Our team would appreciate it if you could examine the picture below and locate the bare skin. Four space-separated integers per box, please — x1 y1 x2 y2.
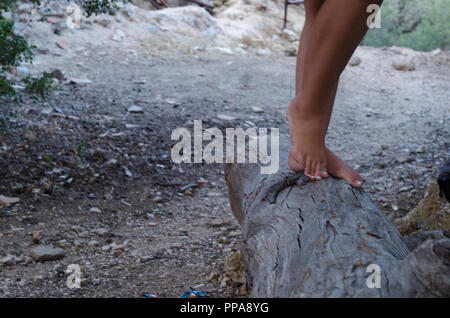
288 0 383 187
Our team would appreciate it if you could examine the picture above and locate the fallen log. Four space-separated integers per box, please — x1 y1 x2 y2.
225 138 450 297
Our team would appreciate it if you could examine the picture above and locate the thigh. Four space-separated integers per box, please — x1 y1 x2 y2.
304 0 326 19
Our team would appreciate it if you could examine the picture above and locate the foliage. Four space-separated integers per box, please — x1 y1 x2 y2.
0 0 126 100
25 73 55 99
79 0 125 16
363 0 450 51
0 18 33 69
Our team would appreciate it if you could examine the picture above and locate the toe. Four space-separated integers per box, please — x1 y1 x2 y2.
314 161 327 180
326 149 363 188
339 169 363 188
350 178 364 188
345 169 364 188
311 162 321 180
304 158 313 179
341 169 364 188
317 161 328 179
288 152 304 171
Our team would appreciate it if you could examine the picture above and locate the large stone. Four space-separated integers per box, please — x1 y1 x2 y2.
0 254 15 266
349 55 362 66
392 57 415 71
30 245 65 262
128 105 144 113
0 195 20 206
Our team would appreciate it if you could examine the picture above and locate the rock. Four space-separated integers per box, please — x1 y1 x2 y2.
32 231 42 244
0 195 20 206
217 114 236 121
94 16 112 27
349 55 362 66
101 245 111 251
292 23 303 34
56 39 67 49
256 48 271 56
40 107 53 115
87 193 97 199
152 196 163 203
111 242 126 256
52 107 65 115
36 46 50 55
209 219 231 228
105 159 118 166
11 84 25 90
220 276 229 288
392 57 415 71
128 105 144 113
0 254 15 266
30 246 65 262
17 3 33 14
215 47 233 55
224 251 244 284
112 30 126 42
93 228 108 236
48 69 65 81
415 145 426 153
88 240 99 247
251 106 264 113
13 21 26 33
196 178 208 186
280 29 298 42
67 78 92 85
56 239 70 248
395 182 450 235
124 167 133 177
16 66 31 77
207 271 220 283
284 45 297 57
121 7 136 21
145 24 159 34
46 16 60 24
78 231 89 238
125 124 140 129
202 26 216 38
89 207 102 214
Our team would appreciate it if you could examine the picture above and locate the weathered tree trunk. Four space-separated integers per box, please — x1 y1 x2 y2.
225 139 450 297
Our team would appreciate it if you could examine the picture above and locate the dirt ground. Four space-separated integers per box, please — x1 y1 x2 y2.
0 2 449 298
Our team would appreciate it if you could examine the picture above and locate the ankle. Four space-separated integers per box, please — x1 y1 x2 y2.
289 97 323 120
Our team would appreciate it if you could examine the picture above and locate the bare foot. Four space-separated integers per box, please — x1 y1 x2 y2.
287 98 329 180
326 148 364 188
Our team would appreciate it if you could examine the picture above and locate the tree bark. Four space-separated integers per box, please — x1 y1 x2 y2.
225 139 450 297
